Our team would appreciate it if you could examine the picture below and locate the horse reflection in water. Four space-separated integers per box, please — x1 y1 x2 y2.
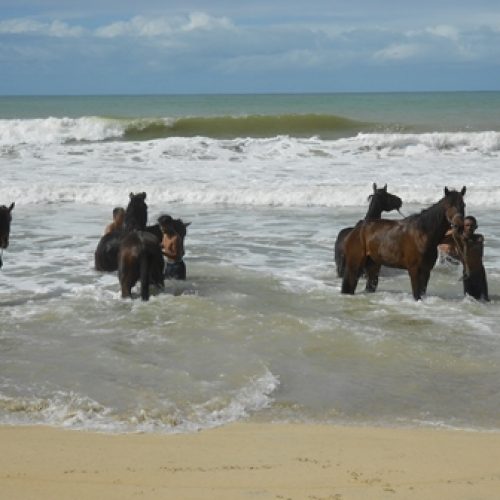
334 183 402 278
341 187 466 300
0 202 15 269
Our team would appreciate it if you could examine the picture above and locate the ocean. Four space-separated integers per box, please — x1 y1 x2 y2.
0 92 499 433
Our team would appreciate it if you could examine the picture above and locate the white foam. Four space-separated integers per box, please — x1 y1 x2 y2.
0 117 126 145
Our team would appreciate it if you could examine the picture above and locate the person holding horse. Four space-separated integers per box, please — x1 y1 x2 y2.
451 215 489 301
159 215 187 280
104 207 125 235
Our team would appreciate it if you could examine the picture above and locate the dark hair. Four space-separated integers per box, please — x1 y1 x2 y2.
464 215 477 229
113 207 125 217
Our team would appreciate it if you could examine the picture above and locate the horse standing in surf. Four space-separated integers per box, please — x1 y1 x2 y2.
0 202 15 269
116 192 164 300
95 193 162 272
334 183 402 277
341 187 466 300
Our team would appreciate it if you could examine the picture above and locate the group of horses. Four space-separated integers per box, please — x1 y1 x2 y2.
335 184 472 300
94 192 189 301
0 185 485 301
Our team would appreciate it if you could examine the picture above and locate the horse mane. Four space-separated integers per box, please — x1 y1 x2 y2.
406 189 463 233
406 197 447 232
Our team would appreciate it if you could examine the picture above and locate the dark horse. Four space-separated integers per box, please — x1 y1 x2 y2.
0 202 15 269
118 230 164 301
334 183 402 277
110 192 163 301
95 192 159 272
341 187 466 300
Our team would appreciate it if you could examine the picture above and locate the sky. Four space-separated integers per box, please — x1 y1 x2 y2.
1 0 500 95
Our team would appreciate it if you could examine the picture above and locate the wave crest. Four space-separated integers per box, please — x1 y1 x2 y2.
0 114 371 145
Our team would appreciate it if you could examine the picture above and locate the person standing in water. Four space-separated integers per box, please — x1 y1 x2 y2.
159 215 186 280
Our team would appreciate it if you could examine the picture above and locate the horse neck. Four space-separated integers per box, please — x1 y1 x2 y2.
414 199 451 246
364 196 384 219
124 210 147 231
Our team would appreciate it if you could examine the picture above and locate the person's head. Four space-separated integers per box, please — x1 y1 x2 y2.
158 214 175 236
463 215 477 237
113 207 125 226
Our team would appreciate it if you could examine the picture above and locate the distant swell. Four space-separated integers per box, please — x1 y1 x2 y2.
123 114 372 140
0 114 373 145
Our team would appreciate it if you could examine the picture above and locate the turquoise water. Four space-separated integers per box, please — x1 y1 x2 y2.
1 92 500 135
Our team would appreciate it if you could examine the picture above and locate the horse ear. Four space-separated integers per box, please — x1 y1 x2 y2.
141 192 147 200
373 182 377 192
444 187 450 196
461 186 466 196
8 202 14 212
129 192 134 199
184 222 191 228
383 184 387 191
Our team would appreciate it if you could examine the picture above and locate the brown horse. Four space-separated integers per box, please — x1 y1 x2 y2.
118 230 164 301
334 183 402 277
95 192 150 272
0 202 15 269
341 187 466 300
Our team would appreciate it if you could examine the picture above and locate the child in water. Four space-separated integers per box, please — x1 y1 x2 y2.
104 207 125 235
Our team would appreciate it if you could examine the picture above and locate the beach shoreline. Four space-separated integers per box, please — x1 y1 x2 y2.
2 422 500 499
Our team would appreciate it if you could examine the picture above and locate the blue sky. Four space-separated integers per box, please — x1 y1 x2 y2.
1 0 500 94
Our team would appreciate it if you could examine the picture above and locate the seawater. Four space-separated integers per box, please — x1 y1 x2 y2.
0 92 500 433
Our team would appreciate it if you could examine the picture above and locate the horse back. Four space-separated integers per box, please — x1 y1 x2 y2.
359 219 431 268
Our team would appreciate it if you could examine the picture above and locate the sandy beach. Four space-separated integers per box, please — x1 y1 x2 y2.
1 423 500 499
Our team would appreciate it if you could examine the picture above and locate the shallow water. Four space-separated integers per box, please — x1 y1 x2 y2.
1 93 500 433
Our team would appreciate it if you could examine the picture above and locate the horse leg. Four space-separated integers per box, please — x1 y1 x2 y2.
118 251 137 299
139 253 150 301
418 267 431 297
341 256 365 294
119 269 132 298
365 258 381 292
408 267 423 300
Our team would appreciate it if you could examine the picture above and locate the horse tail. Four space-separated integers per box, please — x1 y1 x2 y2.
139 252 150 301
334 227 352 278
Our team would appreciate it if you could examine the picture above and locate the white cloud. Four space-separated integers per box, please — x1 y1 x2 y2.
94 12 233 39
373 43 422 61
182 12 233 32
0 18 84 37
95 16 173 38
426 24 460 41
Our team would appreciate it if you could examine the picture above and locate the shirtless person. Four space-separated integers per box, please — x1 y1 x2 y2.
451 215 489 301
104 207 125 235
159 215 186 280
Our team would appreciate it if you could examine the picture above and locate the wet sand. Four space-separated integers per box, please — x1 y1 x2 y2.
1 423 500 499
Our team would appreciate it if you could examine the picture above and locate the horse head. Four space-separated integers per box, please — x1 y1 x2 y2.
443 186 466 225
366 183 403 219
0 202 15 249
125 192 148 230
